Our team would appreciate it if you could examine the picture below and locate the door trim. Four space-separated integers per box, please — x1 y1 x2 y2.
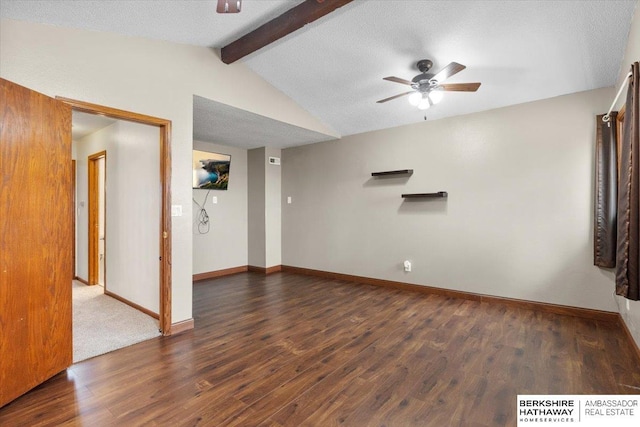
88 151 106 286
72 159 76 281
59 97 173 336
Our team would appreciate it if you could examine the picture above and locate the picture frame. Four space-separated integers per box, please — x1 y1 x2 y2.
192 150 231 190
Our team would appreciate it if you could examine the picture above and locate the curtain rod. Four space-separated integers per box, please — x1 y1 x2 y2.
603 71 633 122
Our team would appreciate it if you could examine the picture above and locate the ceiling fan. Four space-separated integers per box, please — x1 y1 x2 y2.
377 59 481 110
217 0 242 13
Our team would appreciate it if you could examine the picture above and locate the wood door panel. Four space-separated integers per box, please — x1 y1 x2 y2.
0 78 73 407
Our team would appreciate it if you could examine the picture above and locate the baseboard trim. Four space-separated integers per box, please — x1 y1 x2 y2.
193 266 249 282
248 265 282 275
104 290 159 319
74 276 90 286
618 314 640 364
281 265 618 323
170 318 194 335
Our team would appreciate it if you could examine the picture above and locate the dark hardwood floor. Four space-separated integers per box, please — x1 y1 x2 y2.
1 272 639 426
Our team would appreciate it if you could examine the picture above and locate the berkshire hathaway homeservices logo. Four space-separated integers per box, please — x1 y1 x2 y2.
517 395 639 426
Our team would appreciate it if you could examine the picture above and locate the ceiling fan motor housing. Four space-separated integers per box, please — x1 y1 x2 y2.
416 59 433 73
412 74 439 92
412 60 438 91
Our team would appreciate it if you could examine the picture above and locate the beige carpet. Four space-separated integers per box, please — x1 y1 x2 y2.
72 281 160 363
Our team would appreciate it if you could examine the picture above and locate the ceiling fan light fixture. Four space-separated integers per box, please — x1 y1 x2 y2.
428 87 444 104
417 97 431 110
408 91 422 106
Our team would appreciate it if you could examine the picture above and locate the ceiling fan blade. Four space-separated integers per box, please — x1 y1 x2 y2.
431 62 466 83
440 82 481 92
377 91 414 103
383 76 413 86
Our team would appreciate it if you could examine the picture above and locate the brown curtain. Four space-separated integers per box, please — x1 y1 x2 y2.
616 62 639 300
594 112 618 267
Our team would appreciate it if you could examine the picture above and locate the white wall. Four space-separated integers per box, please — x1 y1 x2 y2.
282 87 618 312
192 141 248 274
76 120 160 313
0 18 336 323
75 125 110 281
614 0 640 346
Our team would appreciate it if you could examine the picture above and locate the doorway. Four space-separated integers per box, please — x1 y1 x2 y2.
0 79 173 406
62 97 173 335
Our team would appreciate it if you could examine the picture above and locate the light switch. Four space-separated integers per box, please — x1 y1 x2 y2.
212 196 218 204
287 196 292 204
171 205 183 217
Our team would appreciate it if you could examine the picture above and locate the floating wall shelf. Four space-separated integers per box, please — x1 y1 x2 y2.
402 192 448 199
371 169 413 177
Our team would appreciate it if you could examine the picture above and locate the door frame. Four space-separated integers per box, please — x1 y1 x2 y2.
88 151 106 287
72 159 76 281
60 97 173 335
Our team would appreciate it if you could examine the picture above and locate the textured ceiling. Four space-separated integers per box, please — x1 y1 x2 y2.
2 0 637 146
0 0 304 47
243 0 637 136
193 95 335 149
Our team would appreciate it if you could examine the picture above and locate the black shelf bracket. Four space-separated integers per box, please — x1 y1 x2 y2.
401 191 448 199
371 169 413 177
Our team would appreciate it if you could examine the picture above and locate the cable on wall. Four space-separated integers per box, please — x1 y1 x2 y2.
192 190 211 234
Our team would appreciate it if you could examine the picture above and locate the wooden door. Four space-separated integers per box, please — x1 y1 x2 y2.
0 78 73 407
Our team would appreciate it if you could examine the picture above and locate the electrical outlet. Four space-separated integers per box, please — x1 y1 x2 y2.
212 196 218 204
404 260 412 272
287 196 292 204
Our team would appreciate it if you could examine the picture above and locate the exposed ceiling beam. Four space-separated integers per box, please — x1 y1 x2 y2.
221 0 354 64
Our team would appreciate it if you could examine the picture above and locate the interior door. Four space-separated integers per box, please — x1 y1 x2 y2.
0 78 73 407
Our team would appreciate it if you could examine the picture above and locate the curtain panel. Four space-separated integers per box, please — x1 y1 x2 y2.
594 112 618 267
616 62 640 301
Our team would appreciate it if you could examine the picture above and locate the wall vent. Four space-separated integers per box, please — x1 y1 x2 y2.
268 157 281 166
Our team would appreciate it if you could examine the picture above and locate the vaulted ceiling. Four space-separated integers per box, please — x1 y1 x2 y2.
2 0 637 147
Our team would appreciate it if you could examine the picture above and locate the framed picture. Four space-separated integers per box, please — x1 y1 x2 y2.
192 150 231 190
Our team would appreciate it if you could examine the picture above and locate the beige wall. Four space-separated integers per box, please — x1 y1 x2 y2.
0 18 336 323
265 147 282 268
75 120 160 313
282 87 617 312
614 0 640 346
192 141 248 275
248 148 267 268
247 147 282 268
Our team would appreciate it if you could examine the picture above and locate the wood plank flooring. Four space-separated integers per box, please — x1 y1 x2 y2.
1 272 639 426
